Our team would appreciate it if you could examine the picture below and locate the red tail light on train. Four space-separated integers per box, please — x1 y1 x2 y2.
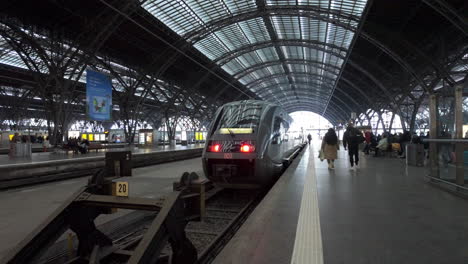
211 144 221 152
240 144 253 153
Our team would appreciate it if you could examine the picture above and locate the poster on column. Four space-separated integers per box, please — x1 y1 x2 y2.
86 69 112 121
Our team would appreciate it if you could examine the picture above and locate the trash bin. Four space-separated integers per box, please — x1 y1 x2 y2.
14 143 23 157
406 144 424 167
23 143 32 157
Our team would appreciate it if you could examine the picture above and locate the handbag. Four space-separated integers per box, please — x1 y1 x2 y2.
318 149 325 161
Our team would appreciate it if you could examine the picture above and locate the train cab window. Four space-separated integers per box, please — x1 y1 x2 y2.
272 117 282 144
215 103 263 134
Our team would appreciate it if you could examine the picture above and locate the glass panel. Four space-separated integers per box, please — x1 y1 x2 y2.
215 102 264 131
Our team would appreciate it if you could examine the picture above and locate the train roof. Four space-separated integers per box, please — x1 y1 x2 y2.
221 100 292 124
222 100 278 108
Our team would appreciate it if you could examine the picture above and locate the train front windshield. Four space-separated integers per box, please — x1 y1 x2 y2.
215 104 263 134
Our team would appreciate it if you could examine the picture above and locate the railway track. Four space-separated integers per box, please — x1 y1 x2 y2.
36 187 262 264
0 148 202 190
4 144 306 264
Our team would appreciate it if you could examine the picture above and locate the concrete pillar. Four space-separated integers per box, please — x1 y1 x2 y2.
454 84 464 185
429 94 439 178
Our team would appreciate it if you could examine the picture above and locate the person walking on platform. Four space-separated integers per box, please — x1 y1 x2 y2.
343 123 364 170
321 128 339 169
307 133 312 145
363 130 371 155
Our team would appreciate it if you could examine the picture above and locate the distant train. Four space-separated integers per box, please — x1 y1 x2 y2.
202 100 302 188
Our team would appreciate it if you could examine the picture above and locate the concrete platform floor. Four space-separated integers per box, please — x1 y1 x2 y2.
314 142 468 263
0 144 203 166
0 157 203 259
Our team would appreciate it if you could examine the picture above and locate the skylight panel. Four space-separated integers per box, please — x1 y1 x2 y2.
280 46 304 59
140 0 370 113
240 68 273 82
271 16 300 39
214 24 251 51
142 0 202 35
187 0 231 23
239 74 257 84
194 34 230 60
255 47 279 62
267 65 285 75
223 58 247 74
238 18 271 43
265 0 294 6
225 0 257 14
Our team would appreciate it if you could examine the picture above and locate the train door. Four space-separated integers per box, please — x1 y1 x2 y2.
270 116 284 162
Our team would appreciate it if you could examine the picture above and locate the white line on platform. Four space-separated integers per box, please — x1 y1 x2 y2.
290 147 324 264
20 188 41 193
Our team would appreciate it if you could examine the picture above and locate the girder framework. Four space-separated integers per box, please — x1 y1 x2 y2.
142 0 369 121
0 0 466 132
0 16 218 143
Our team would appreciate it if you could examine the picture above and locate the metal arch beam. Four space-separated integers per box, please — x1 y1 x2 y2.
284 103 339 121
252 77 378 112
346 60 397 104
217 40 397 105
274 89 357 115
233 59 342 80
382 31 456 86
246 72 337 90
213 39 403 104
422 0 468 37
261 87 350 111
184 7 432 93
283 102 344 123
214 40 347 66
277 97 349 121
255 82 360 110
285 106 340 124
256 0 298 100
251 71 380 107
184 6 360 42
358 33 430 92
285 106 339 124
339 75 382 106
258 84 366 114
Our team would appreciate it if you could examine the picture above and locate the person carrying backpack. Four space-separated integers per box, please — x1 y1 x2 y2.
343 123 364 170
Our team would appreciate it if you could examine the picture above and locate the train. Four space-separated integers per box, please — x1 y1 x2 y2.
202 100 303 188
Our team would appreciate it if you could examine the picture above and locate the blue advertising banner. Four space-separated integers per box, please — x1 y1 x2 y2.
86 70 112 121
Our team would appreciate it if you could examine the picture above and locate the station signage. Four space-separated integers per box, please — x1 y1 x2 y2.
86 69 112 121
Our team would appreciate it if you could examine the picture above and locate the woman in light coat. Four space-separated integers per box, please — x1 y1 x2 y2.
321 128 339 169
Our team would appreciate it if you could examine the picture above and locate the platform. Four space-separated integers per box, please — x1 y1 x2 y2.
0 144 202 166
0 143 128 155
214 142 468 264
0 144 204 189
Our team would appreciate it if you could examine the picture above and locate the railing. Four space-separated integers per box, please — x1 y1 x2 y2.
422 138 468 190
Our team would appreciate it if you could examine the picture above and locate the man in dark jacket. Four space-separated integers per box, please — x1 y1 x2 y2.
343 123 364 170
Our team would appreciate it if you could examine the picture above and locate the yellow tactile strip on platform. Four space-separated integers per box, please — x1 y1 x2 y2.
290 149 324 264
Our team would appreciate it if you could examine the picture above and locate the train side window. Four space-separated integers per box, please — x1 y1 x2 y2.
272 117 282 145
210 109 223 136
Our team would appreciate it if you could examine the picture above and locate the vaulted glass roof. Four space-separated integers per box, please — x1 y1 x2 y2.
142 0 369 115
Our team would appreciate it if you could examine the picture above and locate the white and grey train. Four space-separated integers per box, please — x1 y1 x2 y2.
202 100 303 188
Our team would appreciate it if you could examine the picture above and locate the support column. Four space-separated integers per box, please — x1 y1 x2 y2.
409 96 424 133
454 84 464 185
388 111 396 134
429 94 439 178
